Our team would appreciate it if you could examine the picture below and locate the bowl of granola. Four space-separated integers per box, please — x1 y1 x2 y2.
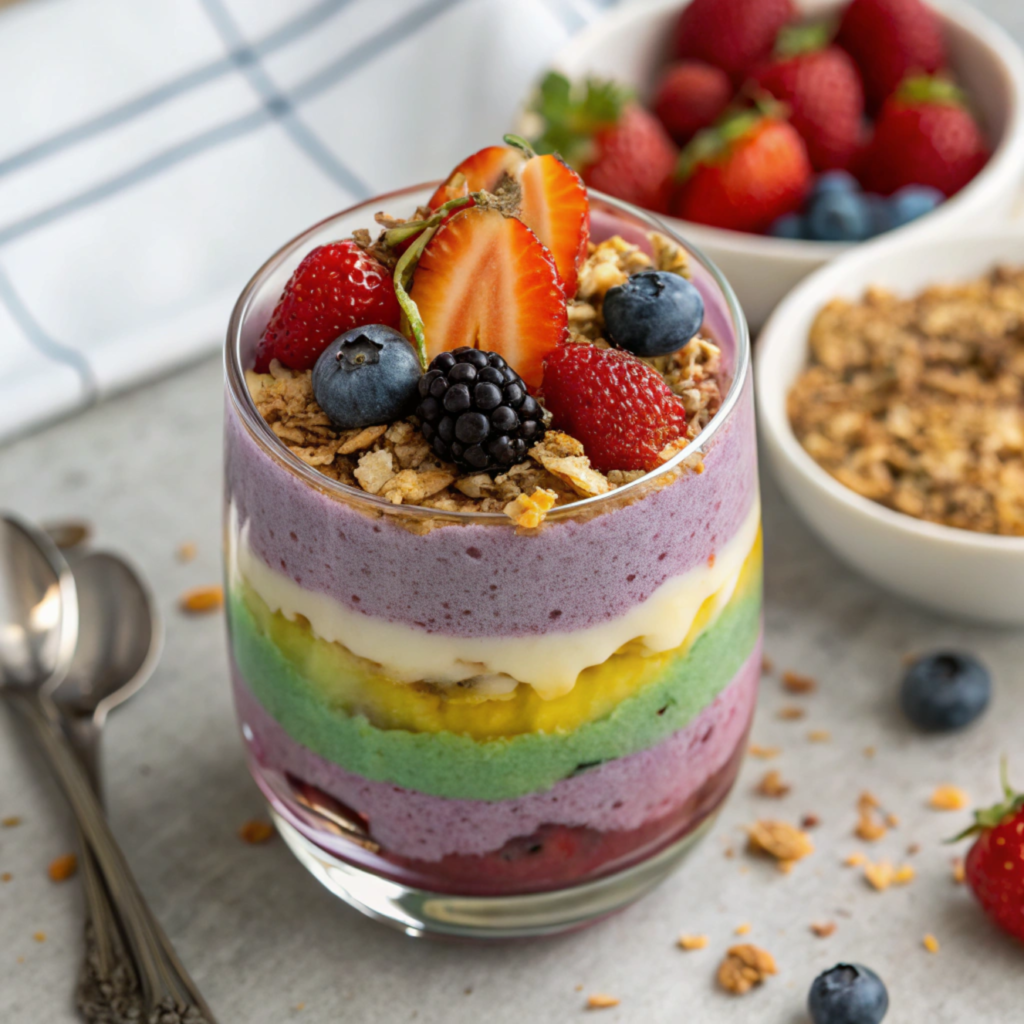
756 228 1024 624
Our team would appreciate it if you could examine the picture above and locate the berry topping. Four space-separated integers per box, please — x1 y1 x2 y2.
408 206 568 390
806 189 874 242
254 241 401 372
541 343 687 474
900 651 991 732
673 0 797 84
652 61 733 146
837 0 946 110
808 963 889 1024
603 271 705 357
428 139 589 294
857 76 989 198
670 111 812 233
530 74 678 214
888 184 944 227
959 761 1024 943
416 348 544 472
311 325 421 430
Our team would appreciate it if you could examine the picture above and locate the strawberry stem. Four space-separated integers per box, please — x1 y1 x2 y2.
775 22 831 59
382 195 472 249
393 227 434 371
503 133 537 159
950 757 1024 842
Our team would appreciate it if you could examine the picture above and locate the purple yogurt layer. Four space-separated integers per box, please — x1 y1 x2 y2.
234 638 760 863
226 377 757 640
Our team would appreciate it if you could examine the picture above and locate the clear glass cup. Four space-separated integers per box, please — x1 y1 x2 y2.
224 185 761 938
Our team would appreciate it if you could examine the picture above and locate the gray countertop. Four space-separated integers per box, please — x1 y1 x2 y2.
4 2 1024 1018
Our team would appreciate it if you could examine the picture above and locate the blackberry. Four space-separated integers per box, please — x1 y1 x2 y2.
415 348 545 472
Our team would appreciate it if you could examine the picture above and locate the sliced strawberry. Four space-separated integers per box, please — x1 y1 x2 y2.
409 207 567 390
428 145 520 209
519 154 590 294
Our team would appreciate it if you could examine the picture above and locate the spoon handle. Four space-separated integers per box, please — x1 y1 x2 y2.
12 693 218 1022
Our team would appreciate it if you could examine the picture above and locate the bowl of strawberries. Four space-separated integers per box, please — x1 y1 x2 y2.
527 0 1024 328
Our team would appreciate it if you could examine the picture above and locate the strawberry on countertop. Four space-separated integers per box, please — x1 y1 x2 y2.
957 761 1024 944
752 24 866 172
673 0 797 84
858 76 988 196
670 109 812 234
837 0 946 109
529 72 678 214
254 241 401 372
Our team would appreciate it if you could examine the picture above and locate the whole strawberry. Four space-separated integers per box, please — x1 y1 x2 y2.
670 110 812 233
673 0 797 84
653 61 734 145
530 73 678 213
254 241 401 372
752 25 866 171
837 0 946 109
541 343 687 474
858 76 988 196
959 761 1024 943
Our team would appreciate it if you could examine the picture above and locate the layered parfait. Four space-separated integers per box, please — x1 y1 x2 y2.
224 138 762 924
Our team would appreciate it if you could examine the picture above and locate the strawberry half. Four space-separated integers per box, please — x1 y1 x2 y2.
254 241 401 372
408 207 567 390
430 141 589 293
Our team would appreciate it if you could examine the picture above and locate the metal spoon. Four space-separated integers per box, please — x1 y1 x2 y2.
0 514 216 1022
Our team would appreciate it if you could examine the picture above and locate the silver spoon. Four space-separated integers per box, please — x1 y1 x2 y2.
0 514 216 1022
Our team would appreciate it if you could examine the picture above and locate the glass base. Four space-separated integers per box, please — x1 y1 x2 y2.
271 808 718 939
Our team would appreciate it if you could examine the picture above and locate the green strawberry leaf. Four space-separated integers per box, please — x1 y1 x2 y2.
775 22 832 59
949 758 1024 842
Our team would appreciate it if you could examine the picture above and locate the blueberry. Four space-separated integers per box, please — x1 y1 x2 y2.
807 191 873 243
311 325 421 430
900 651 991 731
603 270 705 357
809 964 888 1024
768 213 806 239
888 185 944 229
863 194 892 237
812 170 860 199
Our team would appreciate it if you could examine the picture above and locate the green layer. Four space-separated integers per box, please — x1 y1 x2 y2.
229 579 762 801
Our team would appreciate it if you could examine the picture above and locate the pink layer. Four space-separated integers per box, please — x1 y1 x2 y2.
234 637 760 862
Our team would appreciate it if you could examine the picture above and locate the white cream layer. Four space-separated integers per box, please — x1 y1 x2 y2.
229 500 760 700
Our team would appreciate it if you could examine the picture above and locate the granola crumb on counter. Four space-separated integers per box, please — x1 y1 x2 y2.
47 854 78 883
585 993 620 1010
929 784 969 811
952 858 966 884
678 934 709 950
776 705 806 721
923 933 941 954
756 770 791 798
734 922 752 936
1 873 12 883
1 816 21 828
748 744 782 760
801 813 821 829
761 655 774 674
855 792 888 842
238 819 275 845
179 585 224 615
782 671 817 694
808 729 832 743
717 944 777 995
810 921 837 938
844 852 867 868
747 820 815 866
176 541 197 563
788 267 1024 536
33 932 46 944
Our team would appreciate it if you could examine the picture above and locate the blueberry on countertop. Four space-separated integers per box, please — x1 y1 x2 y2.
603 270 705 357
809 964 889 1024
900 651 991 731
312 324 421 430
888 185 944 229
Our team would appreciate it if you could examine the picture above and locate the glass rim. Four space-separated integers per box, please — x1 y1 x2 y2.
224 182 751 524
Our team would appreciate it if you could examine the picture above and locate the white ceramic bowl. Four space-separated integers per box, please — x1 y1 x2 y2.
551 0 1024 329
757 228 1024 625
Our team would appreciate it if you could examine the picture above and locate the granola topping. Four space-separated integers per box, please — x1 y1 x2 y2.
717 944 777 995
788 268 1024 536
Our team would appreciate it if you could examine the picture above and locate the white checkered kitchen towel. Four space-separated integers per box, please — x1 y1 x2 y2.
0 0 621 443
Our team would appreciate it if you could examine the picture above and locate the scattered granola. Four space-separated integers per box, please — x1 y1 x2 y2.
585 994 620 1010
1 816 21 828
717 945 777 995
952 857 966 884
747 820 814 867
930 784 969 811
748 744 781 759
863 859 916 892
923 933 940 954
179 585 224 615
504 488 558 528
788 268 1024 536
756 770 791 798
176 541 197 563
782 670 817 694
844 852 867 868
801 814 821 829
810 921 837 938
33 932 46 944
808 729 832 743
734 922 752 936
238 820 275 845
678 934 709 950
761 655 774 674
47 854 78 883
776 705 806 721
855 792 888 842
1 873 11 883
